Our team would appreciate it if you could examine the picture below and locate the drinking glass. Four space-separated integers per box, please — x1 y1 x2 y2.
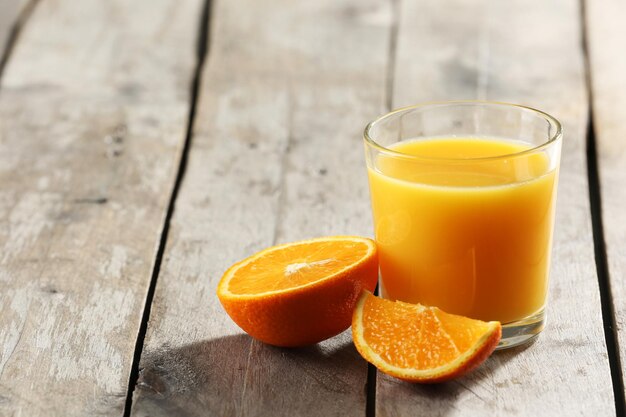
364 101 562 349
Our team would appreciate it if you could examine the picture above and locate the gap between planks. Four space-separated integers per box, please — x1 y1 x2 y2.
580 0 626 415
122 0 213 415
0 0 39 81
366 0 401 415
585 108 626 417
383 0 400 113
580 11 626 417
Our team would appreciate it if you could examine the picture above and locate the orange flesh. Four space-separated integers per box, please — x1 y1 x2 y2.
361 293 494 370
228 240 371 295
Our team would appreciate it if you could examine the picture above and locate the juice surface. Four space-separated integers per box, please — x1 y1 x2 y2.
368 137 558 323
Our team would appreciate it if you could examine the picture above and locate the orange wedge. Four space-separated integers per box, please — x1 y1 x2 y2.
217 236 378 347
352 291 501 383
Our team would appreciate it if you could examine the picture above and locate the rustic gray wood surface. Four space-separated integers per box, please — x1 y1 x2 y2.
130 0 391 415
0 0 623 415
379 0 615 415
586 0 626 400
0 0 201 415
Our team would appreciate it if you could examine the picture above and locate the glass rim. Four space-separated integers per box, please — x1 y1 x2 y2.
363 100 563 162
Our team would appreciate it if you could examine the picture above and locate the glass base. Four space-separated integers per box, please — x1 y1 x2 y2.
496 308 545 350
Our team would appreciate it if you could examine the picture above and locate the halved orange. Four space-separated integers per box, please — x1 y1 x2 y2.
217 236 378 347
352 291 501 383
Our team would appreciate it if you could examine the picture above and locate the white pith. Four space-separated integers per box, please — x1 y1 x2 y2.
285 259 332 276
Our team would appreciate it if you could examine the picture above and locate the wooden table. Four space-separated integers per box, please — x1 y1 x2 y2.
0 0 624 415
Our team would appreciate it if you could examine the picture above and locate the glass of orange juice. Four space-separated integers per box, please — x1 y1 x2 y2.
364 101 562 349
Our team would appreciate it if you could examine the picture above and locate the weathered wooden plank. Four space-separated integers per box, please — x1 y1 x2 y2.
376 0 614 415
586 0 626 400
130 0 391 415
0 1 39 85
0 0 23 61
0 0 202 415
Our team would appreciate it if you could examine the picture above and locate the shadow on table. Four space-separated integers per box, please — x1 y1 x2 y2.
131 332 366 417
131 333 537 416
376 339 538 416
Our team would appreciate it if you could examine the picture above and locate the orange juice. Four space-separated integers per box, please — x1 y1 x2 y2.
368 137 558 323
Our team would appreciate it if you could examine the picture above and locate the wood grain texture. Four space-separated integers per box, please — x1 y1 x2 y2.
586 0 626 397
130 0 391 415
0 0 202 415
377 0 614 415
